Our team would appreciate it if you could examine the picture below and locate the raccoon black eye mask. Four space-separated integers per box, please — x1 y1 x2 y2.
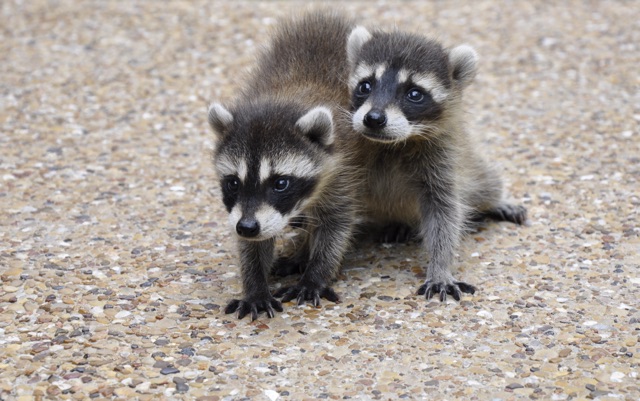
220 173 316 226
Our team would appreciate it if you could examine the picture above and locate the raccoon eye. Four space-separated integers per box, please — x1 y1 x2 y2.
407 89 425 102
225 177 240 192
356 81 372 96
273 177 290 192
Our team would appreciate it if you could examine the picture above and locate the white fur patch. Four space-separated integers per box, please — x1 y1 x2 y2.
259 157 271 183
254 204 286 239
228 205 242 232
413 73 449 103
347 26 372 67
215 154 248 181
397 69 410 84
375 64 387 80
383 105 412 140
351 101 372 133
349 63 375 91
273 154 318 178
215 154 238 177
236 159 248 181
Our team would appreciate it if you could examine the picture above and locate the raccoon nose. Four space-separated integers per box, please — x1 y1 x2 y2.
363 110 387 129
236 218 260 238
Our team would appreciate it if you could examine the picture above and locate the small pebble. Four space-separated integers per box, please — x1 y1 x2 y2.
160 367 180 375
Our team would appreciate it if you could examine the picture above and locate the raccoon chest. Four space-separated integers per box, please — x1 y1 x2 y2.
363 169 421 225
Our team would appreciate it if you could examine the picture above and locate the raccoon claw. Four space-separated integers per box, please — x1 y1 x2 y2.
272 256 304 277
274 284 340 307
224 297 283 321
417 281 476 302
378 223 416 243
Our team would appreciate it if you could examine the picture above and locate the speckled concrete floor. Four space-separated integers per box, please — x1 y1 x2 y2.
1 1 638 400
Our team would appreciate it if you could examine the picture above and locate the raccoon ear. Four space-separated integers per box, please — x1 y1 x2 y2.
449 44 478 88
295 106 334 148
208 102 233 140
347 26 372 68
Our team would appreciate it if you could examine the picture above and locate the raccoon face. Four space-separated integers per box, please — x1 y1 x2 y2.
217 154 320 240
346 27 478 143
350 65 448 143
208 103 334 241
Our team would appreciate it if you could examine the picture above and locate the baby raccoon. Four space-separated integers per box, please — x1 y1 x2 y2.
346 27 527 301
208 12 357 320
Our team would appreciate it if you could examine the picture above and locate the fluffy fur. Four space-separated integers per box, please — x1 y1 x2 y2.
346 27 527 301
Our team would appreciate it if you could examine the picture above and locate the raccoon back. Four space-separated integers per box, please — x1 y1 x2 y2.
244 11 354 105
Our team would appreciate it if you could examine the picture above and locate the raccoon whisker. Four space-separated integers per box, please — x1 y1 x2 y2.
412 133 436 145
335 106 356 126
411 123 441 137
293 226 312 234
284 235 298 251
335 105 353 117
411 127 444 147
296 223 320 230
298 218 321 227
278 229 302 247
295 214 321 222
291 215 322 226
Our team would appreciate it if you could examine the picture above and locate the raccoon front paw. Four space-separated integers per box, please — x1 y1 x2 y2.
417 280 476 302
224 296 283 321
272 256 304 277
377 222 416 243
273 282 340 307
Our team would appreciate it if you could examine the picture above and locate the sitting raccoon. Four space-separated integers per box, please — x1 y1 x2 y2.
345 26 527 301
208 12 357 320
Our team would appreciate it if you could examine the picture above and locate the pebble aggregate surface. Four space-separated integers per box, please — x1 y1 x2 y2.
1 0 638 400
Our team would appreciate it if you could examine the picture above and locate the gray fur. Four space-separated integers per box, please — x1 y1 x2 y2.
347 27 527 301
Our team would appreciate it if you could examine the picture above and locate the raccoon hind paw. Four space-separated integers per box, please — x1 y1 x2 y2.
417 280 476 302
377 222 417 243
487 204 528 225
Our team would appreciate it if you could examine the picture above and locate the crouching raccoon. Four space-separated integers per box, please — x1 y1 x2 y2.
208 12 357 320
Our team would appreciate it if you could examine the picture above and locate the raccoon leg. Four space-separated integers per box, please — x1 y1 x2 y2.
224 238 283 320
465 161 527 226
274 197 354 307
416 179 477 302
272 230 310 277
